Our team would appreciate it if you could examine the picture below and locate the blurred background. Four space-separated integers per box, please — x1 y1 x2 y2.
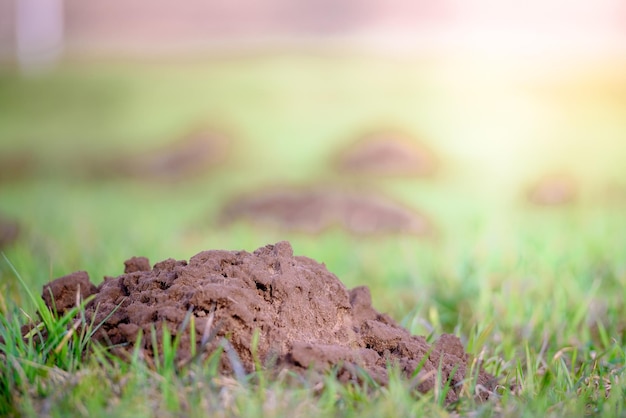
1 0 625 178
1 0 626 314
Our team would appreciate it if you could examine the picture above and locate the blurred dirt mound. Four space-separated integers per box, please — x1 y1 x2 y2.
0 152 37 183
41 242 496 402
0 214 20 249
604 182 626 205
91 128 229 181
219 188 433 236
334 131 438 177
527 174 577 206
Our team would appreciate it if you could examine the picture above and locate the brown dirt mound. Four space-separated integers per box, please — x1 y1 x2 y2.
219 188 434 236
334 131 438 177
527 174 577 206
0 214 20 249
604 182 626 205
41 242 496 402
90 128 229 181
0 152 37 183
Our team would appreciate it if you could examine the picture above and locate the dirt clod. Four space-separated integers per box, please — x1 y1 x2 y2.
41 241 495 402
124 256 151 273
42 271 98 316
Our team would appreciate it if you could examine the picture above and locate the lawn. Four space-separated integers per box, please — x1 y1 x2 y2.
1 52 626 416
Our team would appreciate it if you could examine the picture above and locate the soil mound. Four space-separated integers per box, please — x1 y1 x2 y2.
220 189 433 236
604 182 626 205
0 152 37 183
0 214 20 249
91 128 229 181
41 242 495 402
527 174 577 206
335 131 438 177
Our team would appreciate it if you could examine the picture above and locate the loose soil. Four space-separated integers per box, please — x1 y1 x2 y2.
334 131 438 177
41 242 496 402
219 188 433 236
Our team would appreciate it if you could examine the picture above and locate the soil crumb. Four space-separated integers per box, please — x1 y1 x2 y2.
527 174 577 206
91 128 229 181
219 188 433 236
41 242 496 402
335 131 438 177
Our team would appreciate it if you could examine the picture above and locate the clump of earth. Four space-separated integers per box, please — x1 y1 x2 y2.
41 242 496 402
334 131 438 177
219 188 433 236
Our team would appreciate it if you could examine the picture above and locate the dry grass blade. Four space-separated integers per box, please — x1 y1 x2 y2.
201 303 217 347
53 319 81 354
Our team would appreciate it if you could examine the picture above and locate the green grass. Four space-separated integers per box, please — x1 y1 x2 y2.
1 53 626 416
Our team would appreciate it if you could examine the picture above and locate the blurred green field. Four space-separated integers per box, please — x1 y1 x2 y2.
1 53 626 416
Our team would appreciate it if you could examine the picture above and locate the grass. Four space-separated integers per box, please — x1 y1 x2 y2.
1 52 626 416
